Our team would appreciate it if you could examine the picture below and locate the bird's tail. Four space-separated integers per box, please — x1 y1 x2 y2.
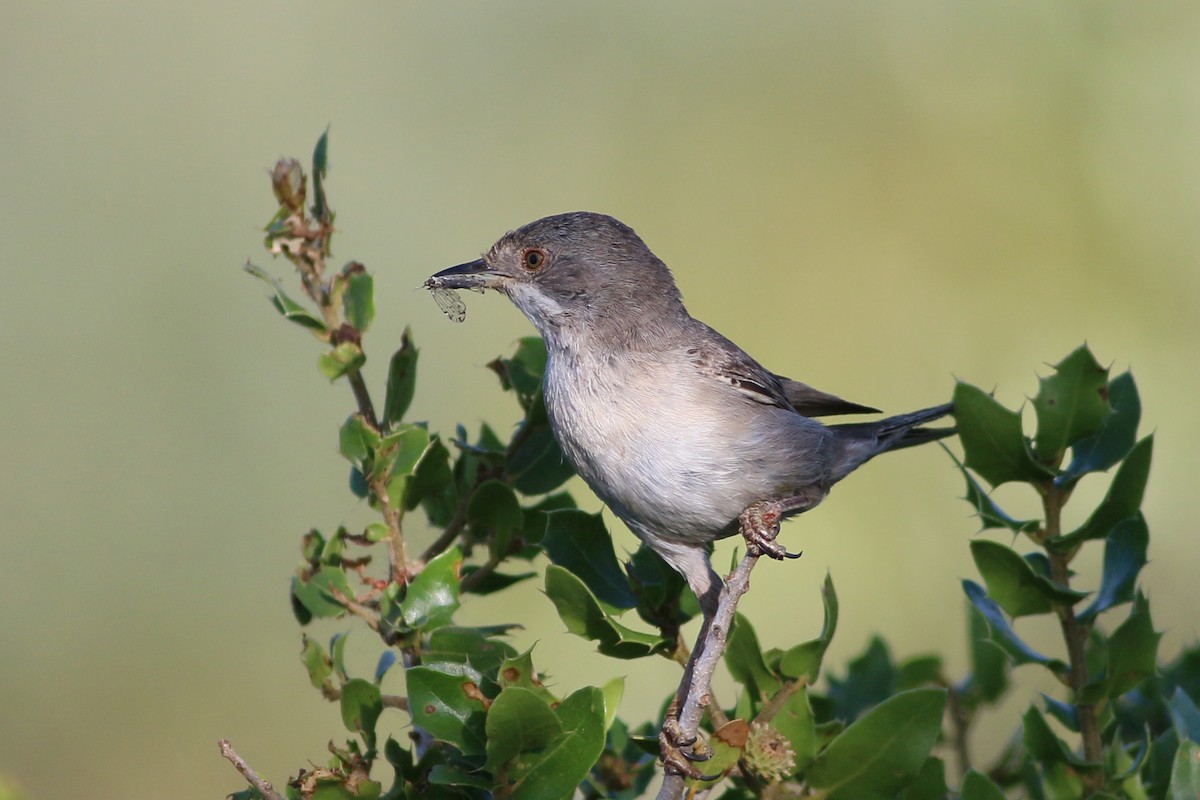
828 402 955 480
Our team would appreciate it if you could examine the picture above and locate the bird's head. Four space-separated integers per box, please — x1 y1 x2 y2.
426 211 686 341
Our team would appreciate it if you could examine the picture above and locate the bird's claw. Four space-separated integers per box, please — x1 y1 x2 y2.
659 716 719 779
739 502 802 560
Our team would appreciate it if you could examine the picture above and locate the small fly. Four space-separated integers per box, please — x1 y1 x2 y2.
429 286 467 323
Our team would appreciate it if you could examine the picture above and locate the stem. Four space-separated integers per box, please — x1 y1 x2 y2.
1042 485 1103 791
657 549 761 800
946 685 973 780
369 474 409 585
218 739 285 800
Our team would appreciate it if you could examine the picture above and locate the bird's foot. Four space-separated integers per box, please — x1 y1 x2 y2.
659 715 719 779
739 501 803 560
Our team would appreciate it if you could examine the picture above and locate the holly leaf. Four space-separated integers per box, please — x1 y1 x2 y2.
1033 345 1110 464
806 689 947 799
953 382 1053 488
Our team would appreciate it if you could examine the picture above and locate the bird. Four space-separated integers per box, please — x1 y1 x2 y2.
426 211 953 616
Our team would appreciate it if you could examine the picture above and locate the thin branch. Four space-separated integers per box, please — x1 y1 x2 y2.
218 739 285 800
1042 484 1103 794
657 549 762 800
329 587 382 633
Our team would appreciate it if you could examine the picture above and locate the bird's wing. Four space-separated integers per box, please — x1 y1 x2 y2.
773 376 881 417
685 327 796 411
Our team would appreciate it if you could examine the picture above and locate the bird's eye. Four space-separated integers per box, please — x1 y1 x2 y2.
521 248 546 271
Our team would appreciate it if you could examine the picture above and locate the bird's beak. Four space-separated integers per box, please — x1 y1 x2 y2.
425 258 498 291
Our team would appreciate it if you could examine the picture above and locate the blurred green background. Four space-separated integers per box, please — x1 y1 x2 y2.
3 3 1198 798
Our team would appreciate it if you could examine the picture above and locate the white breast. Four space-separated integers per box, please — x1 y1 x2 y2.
542 343 786 542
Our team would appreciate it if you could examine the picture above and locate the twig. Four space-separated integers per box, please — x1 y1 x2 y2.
1042 484 1102 793
329 587 383 633
657 549 761 800
218 739 285 800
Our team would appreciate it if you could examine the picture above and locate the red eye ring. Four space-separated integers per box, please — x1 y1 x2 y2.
522 248 547 271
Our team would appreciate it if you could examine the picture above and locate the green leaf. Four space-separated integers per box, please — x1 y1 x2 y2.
960 769 1006 800
962 580 1068 675
1063 371 1140 483
970 540 1088 618
1023 705 1098 769
340 678 383 747
330 631 349 680
467 480 524 562
343 271 375 334
806 688 947 799
339 414 381 464
1077 514 1149 623
779 573 839 682
312 128 330 221
490 336 548 400
1054 435 1153 550
897 757 948 800
898 655 944 690
400 547 461 631
406 663 488 756
966 602 1009 702
1168 689 1200 743
775 685 819 772
485 687 564 774
543 565 667 659
403 436 453 511
291 566 354 619
1103 596 1160 699
318 341 366 381
301 636 333 689
825 637 896 722
497 649 555 700
1169 739 1200 800
1033 345 1111 464
243 262 329 332
380 424 431 480
946 446 1039 534
507 425 574 495
542 510 636 610
382 329 418 427
506 687 606 800
600 677 624 732
426 626 517 675
953 382 1054 488
726 614 782 701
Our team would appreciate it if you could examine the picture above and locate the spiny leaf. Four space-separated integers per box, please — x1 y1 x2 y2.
1033 345 1110 464
1077 514 1149 623
962 580 1067 675
406 662 488 756
1062 371 1140 484
399 546 461 631
947 446 1039 534
484 687 563 774
1053 435 1154 551
543 565 667 659
970 539 1088 618
953 382 1053 488
542 510 636 610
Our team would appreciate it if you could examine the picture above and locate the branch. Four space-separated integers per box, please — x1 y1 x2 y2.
218 739 285 800
1042 484 1103 794
657 548 761 800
